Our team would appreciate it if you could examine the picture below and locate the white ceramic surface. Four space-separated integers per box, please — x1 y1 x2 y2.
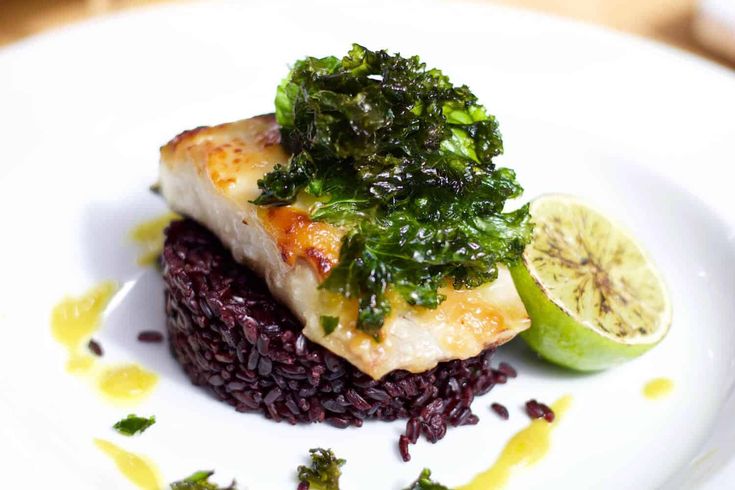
1 1 734 488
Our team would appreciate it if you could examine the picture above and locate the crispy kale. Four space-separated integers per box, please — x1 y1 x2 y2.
112 414 156 436
403 469 451 490
169 471 237 490
293 451 447 489
320 315 339 336
257 44 532 337
297 448 345 490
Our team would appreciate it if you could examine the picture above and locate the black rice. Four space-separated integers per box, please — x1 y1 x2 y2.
137 330 164 343
162 219 513 454
399 434 411 462
497 361 517 378
491 402 509 420
525 399 554 422
88 339 103 357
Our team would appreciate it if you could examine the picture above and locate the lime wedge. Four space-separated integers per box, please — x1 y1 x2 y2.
510 194 672 371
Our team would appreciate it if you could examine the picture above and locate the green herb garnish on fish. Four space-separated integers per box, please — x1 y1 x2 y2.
320 315 339 336
256 44 531 337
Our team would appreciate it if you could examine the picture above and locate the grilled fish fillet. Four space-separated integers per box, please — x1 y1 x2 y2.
159 114 530 379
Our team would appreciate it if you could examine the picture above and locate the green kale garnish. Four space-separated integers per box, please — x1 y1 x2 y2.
320 315 339 336
297 448 345 490
403 469 450 490
169 470 237 490
257 44 532 337
112 414 156 436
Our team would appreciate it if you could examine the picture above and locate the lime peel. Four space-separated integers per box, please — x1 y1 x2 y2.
511 194 671 371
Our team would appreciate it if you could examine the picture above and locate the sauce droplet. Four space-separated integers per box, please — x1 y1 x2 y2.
130 212 180 266
50 282 118 372
94 438 162 490
457 395 573 490
98 364 158 403
643 378 674 399
66 353 97 374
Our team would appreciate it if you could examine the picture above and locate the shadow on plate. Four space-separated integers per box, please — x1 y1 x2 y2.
497 338 594 380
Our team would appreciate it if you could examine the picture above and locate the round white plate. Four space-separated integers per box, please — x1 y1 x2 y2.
1 0 734 488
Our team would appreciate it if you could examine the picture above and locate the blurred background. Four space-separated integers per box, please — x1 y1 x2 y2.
0 0 733 68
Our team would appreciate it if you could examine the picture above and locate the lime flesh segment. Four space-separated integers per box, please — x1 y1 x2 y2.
511 195 671 371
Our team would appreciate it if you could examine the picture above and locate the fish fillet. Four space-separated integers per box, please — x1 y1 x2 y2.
159 114 530 379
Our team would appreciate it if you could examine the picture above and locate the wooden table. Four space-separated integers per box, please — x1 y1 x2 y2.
0 0 732 68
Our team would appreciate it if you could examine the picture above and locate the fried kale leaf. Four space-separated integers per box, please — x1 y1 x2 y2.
256 44 532 336
403 469 451 490
112 414 155 436
297 448 346 490
169 471 237 490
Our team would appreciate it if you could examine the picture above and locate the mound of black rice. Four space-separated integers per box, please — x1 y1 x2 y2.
162 219 512 460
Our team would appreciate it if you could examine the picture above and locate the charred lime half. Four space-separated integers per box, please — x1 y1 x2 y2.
510 195 672 371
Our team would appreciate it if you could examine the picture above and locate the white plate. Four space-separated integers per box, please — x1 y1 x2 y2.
1 0 734 488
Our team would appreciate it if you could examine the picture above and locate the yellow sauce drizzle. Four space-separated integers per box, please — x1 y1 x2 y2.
457 395 573 490
50 281 118 372
52 283 160 405
66 354 97 374
98 364 158 403
130 212 180 266
643 378 674 399
94 438 162 490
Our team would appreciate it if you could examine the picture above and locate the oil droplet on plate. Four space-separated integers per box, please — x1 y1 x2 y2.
50 281 118 372
130 212 180 266
98 364 158 403
643 378 674 399
52 283 160 404
457 395 573 490
66 353 97 374
94 438 162 490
